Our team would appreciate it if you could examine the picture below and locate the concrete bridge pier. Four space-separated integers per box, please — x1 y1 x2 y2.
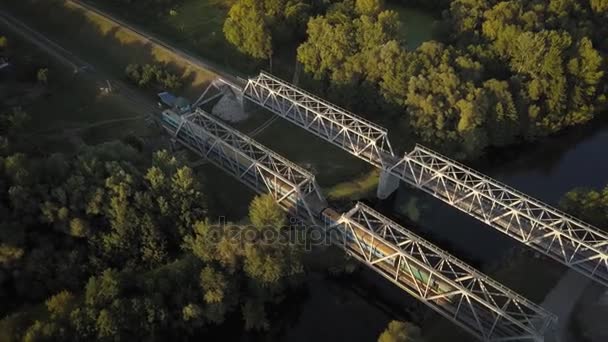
377 170 400 199
212 83 247 122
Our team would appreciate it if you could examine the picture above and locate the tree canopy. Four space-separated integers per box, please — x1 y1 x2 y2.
378 320 424 342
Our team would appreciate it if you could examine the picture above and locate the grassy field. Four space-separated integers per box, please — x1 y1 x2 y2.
386 4 437 50
0 27 152 151
4 0 218 97
88 0 260 78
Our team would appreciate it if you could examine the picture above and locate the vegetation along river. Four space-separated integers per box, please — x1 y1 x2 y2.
272 5 608 341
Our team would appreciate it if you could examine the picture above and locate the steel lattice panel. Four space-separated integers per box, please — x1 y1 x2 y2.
389 144 608 286
330 203 556 341
244 72 394 167
163 109 325 221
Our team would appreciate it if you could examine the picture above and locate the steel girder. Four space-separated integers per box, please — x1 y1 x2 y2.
166 109 325 221
243 71 394 167
243 72 608 287
389 144 608 286
330 203 556 341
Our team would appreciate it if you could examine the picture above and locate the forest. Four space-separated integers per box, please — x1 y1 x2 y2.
0 83 304 340
0 30 415 341
2 0 608 341
0 33 309 340
221 0 607 157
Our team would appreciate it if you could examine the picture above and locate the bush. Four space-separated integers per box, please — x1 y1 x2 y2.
125 63 182 90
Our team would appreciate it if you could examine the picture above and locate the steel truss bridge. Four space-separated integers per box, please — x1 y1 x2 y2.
161 91 556 341
243 71 608 288
163 108 326 221
244 71 394 167
332 203 554 341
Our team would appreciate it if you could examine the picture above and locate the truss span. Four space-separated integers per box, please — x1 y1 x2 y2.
324 203 556 341
161 108 326 221
389 145 608 286
242 72 608 287
244 71 394 167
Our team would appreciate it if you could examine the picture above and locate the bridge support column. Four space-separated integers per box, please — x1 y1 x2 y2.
212 87 248 122
377 170 399 199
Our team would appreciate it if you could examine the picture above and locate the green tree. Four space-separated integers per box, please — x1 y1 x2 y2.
378 321 424 342
249 194 286 229
37 68 49 85
355 0 384 16
297 1 401 84
224 0 272 60
560 185 608 229
242 299 269 331
297 14 355 80
590 0 608 13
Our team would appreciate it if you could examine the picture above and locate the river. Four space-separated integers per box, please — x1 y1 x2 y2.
276 11 608 338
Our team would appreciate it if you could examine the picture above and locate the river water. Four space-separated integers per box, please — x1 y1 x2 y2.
274 3 608 340
259 6 608 341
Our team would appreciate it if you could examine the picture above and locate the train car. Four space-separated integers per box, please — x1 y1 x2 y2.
320 207 455 302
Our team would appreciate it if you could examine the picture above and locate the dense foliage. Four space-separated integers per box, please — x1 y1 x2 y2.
224 0 608 157
223 0 314 61
560 184 608 229
0 76 304 339
378 320 424 342
125 63 182 90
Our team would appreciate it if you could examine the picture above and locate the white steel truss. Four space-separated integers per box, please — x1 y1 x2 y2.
162 108 326 221
327 202 556 341
389 144 608 286
244 71 394 167
242 73 608 287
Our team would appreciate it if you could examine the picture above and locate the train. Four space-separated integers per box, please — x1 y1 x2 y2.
161 109 529 337
319 206 455 300
164 108 455 300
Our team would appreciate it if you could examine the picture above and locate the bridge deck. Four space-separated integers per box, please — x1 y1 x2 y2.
162 108 326 221
244 72 394 167
243 71 608 288
390 145 608 286
330 203 556 341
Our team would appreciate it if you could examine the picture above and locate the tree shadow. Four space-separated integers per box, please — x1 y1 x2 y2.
5 0 219 98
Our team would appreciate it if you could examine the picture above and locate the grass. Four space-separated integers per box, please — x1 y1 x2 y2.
4 0 218 97
253 117 373 189
326 170 380 201
0 27 151 149
386 3 437 50
89 0 258 77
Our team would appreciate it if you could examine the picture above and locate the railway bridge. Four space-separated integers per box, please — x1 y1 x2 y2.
161 105 555 342
241 71 608 289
